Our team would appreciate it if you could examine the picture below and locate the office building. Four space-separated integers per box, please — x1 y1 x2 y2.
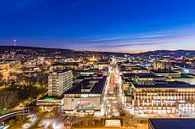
132 82 195 115
48 70 73 97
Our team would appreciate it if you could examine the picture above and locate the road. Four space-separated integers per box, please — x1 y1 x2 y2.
22 114 39 129
102 58 123 118
0 109 29 122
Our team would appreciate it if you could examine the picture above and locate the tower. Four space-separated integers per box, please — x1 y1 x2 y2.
13 39 16 46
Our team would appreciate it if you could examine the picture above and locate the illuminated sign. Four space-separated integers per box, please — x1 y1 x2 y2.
81 94 89 98
77 100 89 105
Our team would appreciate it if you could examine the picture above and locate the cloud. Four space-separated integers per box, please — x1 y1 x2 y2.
92 41 168 48
81 32 195 48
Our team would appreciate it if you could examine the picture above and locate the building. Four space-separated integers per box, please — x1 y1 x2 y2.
48 70 73 97
151 69 181 78
132 82 195 115
63 76 107 114
148 118 195 129
36 97 63 112
133 73 166 85
95 62 109 70
76 69 100 77
168 74 195 85
121 73 166 107
182 66 195 75
153 61 172 70
120 64 149 74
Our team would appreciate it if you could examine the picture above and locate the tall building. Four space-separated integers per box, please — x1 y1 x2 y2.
48 70 73 97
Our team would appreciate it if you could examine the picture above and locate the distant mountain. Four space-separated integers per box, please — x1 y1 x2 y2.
0 46 194 57
0 46 73 53
0 46 125 56
137 50 195 57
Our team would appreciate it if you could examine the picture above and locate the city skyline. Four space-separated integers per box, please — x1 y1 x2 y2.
0 0 195 53
0 1 195 128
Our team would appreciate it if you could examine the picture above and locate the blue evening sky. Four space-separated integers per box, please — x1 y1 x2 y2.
0 0 195 53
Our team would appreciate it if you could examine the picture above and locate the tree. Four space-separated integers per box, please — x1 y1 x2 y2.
0 91 19 114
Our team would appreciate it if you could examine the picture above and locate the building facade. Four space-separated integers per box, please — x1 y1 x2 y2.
153 61 172 70
132 84 195 115
63 76 107 114
48 70 73 97
36 97 63 112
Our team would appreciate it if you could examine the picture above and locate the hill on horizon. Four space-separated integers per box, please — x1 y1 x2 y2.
0 45 194 57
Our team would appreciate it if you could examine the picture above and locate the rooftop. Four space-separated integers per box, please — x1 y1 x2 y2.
149 118 195 129
134 81 195 88
50 69 71 74
122 73 165 79
42 97 55 100
122 73 136 78
76 69 100 73
120 65 148 71
40 95 64 100
135 73 165 78
180 74 195 78
151 69 177 73
64 76 107 94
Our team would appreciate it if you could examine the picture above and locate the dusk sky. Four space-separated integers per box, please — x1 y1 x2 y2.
0 0 195 53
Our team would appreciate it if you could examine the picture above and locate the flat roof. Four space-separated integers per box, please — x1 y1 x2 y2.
134 81 195 88
151 69 178 73
76 69 99 72
42 97 55 100
149 118 195 129
122 73 136 78
64 76 107 94
120 65 147 71
97 62 109 64
39 95 64 100
136 73 165 78
180 74 195 78
50 69 71 74
52 62 80 66
122 73 165 79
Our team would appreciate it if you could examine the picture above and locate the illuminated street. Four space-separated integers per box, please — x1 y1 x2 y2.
102 58 123 118
0 1 195 128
